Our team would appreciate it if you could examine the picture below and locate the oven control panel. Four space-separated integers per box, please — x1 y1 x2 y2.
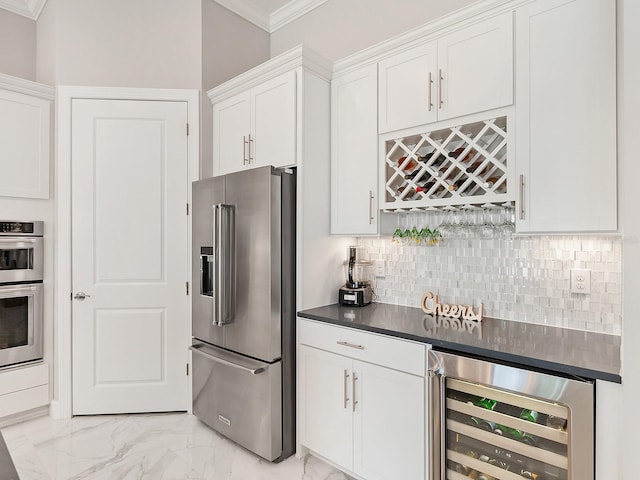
0 221 43 236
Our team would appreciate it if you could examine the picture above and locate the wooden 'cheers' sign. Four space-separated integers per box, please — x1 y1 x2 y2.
420 291 483 322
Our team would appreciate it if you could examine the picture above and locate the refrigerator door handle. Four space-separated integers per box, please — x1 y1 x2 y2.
190 344 265 375
213 204 236 326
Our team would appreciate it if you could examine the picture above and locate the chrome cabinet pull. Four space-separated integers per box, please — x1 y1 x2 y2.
438 69 444 109
337 341 364 350
368 190 375 225
428 71 433 111
519 174 525 220
352 372 358 412
248 134 254 164
242 135 249 165
343 369 350 409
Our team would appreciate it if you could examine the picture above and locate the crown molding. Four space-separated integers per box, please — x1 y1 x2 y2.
270 0 328 32
207 44 332 104
0 0 47 20
214 0 270 32
0 72 55 100
214 0 327 33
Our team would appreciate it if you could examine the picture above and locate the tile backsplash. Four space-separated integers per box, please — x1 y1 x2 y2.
358 235 622 335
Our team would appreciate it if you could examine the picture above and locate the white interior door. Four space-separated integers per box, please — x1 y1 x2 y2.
71 99 189 415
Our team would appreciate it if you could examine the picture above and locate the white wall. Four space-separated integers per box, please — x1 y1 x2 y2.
37 0 202 89
0 9 36 80
270 0 477 61
201 0 270 178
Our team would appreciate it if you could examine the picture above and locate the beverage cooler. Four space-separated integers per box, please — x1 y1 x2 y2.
427 351 594 480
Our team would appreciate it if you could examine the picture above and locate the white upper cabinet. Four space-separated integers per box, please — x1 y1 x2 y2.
515 0 617 232
212 70 296 176
0 74 54 199
209 47 331 178
378 43 438 133
331 64 378 235
378 11 513 134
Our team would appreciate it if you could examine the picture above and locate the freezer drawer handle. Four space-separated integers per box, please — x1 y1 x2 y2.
336 340 364 350
189 345 265 375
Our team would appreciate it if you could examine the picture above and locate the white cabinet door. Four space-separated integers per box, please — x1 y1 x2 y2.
299 345 354 471
515 0 616 232
251 70 297 169
438 11 513 121
331 64 378 235
378 42 438 134
213 91 250 176
0 88 50 199
353 360 425 480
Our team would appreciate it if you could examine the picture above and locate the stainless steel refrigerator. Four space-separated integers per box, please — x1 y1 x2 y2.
191 166 296 462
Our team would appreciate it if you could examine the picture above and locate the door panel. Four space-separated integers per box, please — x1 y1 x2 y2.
213 92 250 176
71 99 189 415
223 167 281 362
251 70 296 169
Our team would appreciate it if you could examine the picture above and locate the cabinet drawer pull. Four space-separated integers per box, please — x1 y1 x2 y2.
368 190 375 225
343 369 350 409
519 174 525 220
352 372 358 412
248 134 254 164
438 69 444 109
337 340 365 350
428 71 433 111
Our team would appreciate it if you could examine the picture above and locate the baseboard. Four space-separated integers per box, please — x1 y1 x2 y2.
0 405 49 429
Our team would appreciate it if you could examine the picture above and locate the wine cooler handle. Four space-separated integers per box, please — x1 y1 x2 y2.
427 350 445 480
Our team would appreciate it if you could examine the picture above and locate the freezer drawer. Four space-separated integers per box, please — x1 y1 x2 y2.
191 342 283 461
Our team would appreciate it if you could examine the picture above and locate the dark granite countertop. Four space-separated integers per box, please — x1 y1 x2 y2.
297 302 621 383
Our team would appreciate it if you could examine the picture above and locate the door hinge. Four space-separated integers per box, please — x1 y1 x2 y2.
186 363 189 376
186 281 189 295
186 123 190 136
186 203 189 215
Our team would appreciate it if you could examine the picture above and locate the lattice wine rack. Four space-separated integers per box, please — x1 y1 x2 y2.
381 116 512 210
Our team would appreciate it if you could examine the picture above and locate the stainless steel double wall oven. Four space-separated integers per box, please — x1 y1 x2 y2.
0 221 44 368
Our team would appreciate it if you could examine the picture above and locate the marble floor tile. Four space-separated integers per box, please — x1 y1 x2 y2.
1 413 353 480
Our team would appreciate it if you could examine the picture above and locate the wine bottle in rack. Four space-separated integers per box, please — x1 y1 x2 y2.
397 156 417 172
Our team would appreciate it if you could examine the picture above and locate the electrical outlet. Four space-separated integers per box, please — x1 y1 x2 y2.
375 260 386 278
570 269 591 294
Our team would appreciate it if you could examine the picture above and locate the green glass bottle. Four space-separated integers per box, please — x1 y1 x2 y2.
520 409 539 423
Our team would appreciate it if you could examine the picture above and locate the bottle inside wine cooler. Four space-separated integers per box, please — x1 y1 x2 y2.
444 377 570 480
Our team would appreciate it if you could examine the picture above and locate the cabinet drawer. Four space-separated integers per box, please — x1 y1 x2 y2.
298 319 426 376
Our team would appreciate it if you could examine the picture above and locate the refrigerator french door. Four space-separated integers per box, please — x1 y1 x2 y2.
191 166 296 462
428 351 594 480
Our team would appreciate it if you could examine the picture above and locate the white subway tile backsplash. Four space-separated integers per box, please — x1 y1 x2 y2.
358 235 622 335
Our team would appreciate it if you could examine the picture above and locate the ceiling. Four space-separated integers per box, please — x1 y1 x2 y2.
0 0 328 32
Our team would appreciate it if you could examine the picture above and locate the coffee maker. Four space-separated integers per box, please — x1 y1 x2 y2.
339 245 373 307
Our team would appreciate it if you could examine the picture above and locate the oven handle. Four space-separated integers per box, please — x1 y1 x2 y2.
427 350 445 480
0 284 40 296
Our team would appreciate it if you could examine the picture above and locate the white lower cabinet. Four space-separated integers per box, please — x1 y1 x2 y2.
298 319 426 480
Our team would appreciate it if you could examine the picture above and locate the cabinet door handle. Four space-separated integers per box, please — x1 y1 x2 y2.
428 71 433 111
519 174 525 220
248 134 254 164
337 340 364 350
343 369 350 409
352 372 358 412
243 136 249 165
368 190 375 225
438 69 444 109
